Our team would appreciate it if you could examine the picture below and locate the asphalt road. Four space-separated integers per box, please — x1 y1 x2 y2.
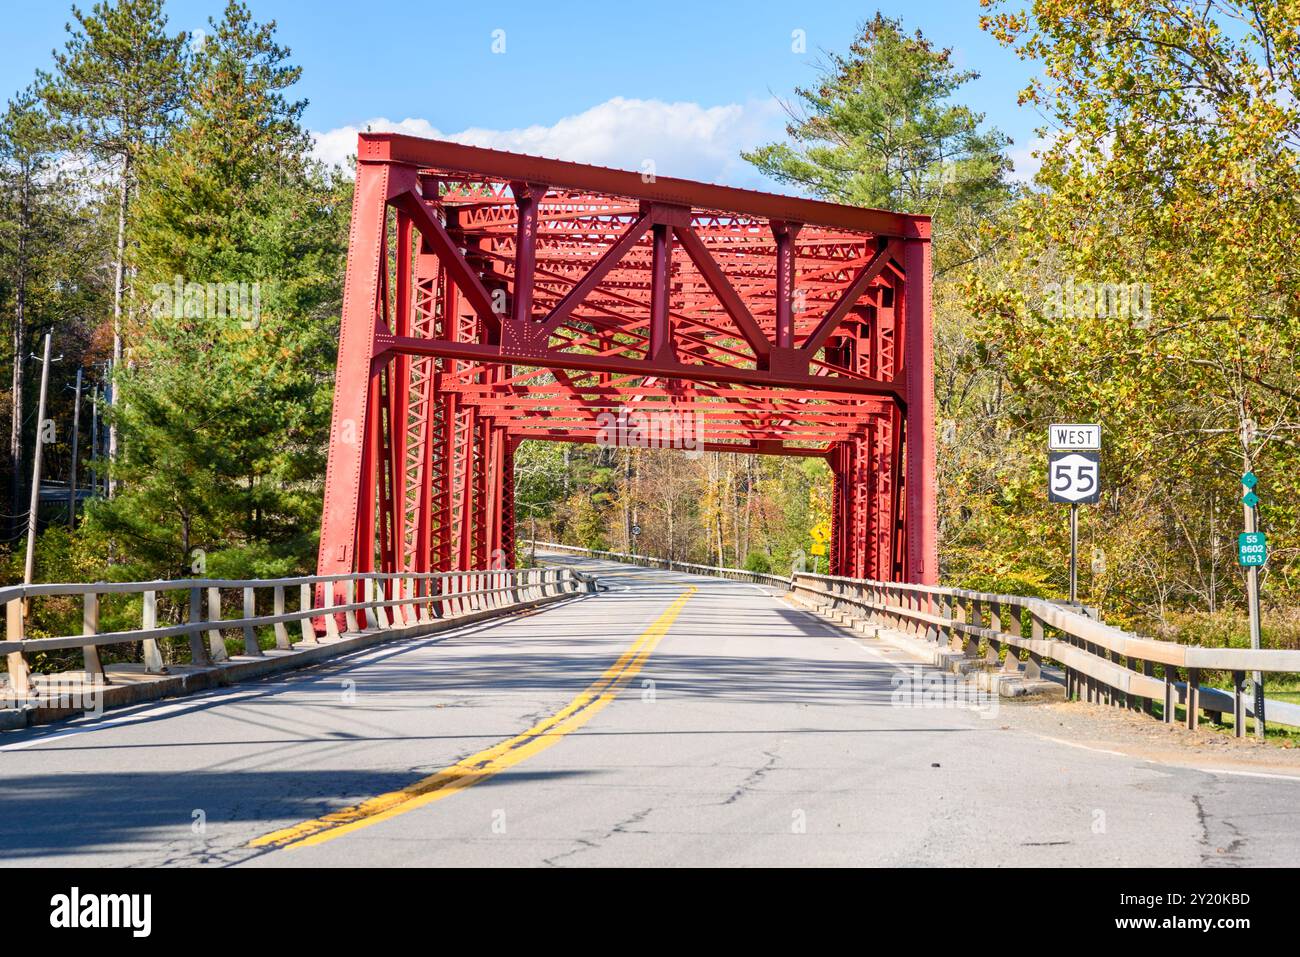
2 554 1298 867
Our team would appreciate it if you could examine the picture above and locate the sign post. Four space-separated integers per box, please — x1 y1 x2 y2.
1239 471 1266 739
1069 502 1079 603
1048 424 1102 604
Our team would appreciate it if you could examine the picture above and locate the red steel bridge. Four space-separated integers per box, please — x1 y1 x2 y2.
316 133 936 588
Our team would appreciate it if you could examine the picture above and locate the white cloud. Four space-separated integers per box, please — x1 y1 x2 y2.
310 96 787 190
1008 134 1047 184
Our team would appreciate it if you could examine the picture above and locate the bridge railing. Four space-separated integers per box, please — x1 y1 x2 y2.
533 542 1300 734
0 567 591 697
529 541 793 589
795 572 1300 733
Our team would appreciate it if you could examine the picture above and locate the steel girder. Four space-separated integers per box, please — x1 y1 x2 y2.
317 133 937 597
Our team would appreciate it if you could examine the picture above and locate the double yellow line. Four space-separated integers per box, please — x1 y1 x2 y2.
249 586 695 851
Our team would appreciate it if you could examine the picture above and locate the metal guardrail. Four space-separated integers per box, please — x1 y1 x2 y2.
1 567 591 697
533 542 1300 734
530 542 793 589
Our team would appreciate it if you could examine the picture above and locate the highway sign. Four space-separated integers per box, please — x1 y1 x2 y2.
1048 451 1101 504
1239 532 1267 567
631 524 641 537
811 521 830 544
1048 423 1101 451
810 543 826 556
1050 427 1102 602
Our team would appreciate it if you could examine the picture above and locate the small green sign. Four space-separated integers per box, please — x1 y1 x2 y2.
1239 532 1268 567
1241 471 1258 489
1243 490 1260 508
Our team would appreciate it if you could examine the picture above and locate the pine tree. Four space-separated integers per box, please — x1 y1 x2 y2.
0 89 106 544
0 92 57 536
38 0 188 490
83 1 347 579
743 13 1011 268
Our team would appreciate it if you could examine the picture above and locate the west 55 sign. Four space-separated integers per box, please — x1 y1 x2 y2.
1048 451 1101 503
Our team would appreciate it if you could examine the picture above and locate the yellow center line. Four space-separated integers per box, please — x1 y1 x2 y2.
248 586 696 851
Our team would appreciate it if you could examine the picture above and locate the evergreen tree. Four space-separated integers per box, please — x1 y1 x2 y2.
83 1 348 579
39 0 188 487
0 90 106 546
743 13 1011 272
0 91 58 536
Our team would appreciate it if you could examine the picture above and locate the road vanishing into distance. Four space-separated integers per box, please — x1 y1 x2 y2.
2 554 1298 867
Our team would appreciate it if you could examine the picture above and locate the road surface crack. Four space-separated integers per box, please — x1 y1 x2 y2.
721 749 781 805
1192 789 1247 866
541 806 655 867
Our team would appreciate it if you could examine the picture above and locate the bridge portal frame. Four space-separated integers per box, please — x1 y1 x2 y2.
317 133 935 602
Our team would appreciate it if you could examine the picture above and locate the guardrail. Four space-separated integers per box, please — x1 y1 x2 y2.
530 541 793 589
1 567 591 697
533 542 1300 734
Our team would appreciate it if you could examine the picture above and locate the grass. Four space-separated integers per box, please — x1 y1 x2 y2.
1141 699 1300 744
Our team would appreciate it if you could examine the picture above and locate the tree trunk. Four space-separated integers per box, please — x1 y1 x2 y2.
9 163 29 539
107 156 130 498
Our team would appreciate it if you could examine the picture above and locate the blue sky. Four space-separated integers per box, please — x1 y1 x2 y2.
1 0 1048 189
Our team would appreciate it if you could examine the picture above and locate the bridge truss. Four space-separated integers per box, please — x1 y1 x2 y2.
318 133 936 588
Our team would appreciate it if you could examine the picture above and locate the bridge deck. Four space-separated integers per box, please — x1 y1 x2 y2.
1 556 1297 866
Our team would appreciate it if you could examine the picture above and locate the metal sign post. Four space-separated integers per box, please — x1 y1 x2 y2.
1048 424 1102 605
1069 503 1079 603
1239 471 1266 739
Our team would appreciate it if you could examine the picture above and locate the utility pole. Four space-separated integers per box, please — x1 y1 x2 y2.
90 389 98 496
68 367 82 528
97 364 110 496
103 365 115 498
23 333 52 587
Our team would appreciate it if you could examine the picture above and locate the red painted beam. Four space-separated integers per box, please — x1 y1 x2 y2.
360 133 930 239
902 238 938 585
673 225 771 362
648 223 675 363
772 221 801 349
540 214 652 335
801 242 898 356
375 334 903 399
